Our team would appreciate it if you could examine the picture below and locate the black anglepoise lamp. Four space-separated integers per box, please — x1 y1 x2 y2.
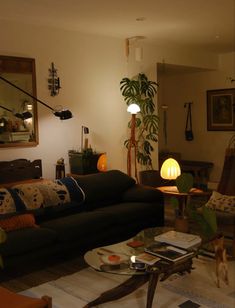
0 76 72 120
0 104 32 120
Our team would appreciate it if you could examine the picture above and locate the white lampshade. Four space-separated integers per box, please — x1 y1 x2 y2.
160 158 181 180
127 103 140 114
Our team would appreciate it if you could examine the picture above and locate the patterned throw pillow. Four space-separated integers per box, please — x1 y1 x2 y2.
36 181 70 207
13 184 44 210
205 191 235 214
0 188 16 214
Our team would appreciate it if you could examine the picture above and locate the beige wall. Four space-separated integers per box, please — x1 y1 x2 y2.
158 52 235 183
0 19 222 179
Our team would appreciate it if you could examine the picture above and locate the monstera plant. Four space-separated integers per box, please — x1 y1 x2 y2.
120 73 159 168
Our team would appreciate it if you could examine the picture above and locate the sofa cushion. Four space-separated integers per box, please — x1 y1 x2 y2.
0 214 38 232
40 210 116 242
205 191 235 214
0 188 26 218
0 188 16 215
57 176 85 203
96 202 162 226
73 170 136 209
35 181 71 207
36 201 84 223
13 184 44 210
122 184 164 203
0 227 57 257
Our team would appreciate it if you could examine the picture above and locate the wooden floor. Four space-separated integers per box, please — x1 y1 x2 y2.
0 255 87 293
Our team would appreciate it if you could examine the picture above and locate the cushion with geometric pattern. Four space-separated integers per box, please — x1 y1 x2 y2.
205 191 235 214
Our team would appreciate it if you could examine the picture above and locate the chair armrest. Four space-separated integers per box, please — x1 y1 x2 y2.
122 184 164 203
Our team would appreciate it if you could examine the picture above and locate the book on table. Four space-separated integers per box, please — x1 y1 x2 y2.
145 242 194 262
135 252 160 265
154 230 202 250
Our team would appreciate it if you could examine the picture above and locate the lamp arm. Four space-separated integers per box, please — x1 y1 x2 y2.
0 104 13 113
0 76 54 112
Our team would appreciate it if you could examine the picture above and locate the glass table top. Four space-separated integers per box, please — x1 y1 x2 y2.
84 226 173 276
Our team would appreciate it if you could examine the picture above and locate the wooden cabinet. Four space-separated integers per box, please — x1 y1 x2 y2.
68 151 103 175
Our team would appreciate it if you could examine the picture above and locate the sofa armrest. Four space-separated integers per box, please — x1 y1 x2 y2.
122 184 164 203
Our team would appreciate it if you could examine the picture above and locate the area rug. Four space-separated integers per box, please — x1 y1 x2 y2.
21 256 235 308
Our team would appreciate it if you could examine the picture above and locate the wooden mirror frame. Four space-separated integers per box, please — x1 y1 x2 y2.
0 55 39 147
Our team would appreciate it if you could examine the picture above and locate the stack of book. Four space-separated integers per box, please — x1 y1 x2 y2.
154 230 202 249
144 242 194 262
143 231 201 263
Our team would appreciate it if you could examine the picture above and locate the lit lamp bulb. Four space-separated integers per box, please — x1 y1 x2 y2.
127 103 140 114
160 158 181 180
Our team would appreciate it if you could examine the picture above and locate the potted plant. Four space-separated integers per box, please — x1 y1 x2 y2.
120 73 159 169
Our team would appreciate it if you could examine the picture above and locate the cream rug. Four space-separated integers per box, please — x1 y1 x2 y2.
21 256 235 308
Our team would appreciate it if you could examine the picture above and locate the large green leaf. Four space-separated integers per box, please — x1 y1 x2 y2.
120 73 159 168
176 173 193 193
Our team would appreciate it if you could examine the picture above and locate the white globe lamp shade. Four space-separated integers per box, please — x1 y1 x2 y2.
127 103 140 114
160 158 181 180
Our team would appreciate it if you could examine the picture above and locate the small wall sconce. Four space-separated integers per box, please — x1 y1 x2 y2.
48 62 61 96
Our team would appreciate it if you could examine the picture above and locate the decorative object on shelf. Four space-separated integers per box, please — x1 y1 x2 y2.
48 62 61 96
97 153 107 172
120 73 159 170
0 76 72 120
81 126 89 151
207 88 235 131
160 157 181 180
55 157 65 179
184 102 194 141
126 103 140 181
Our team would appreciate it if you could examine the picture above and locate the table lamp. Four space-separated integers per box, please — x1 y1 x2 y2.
160 158 181 180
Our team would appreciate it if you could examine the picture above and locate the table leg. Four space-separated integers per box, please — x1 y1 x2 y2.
83 274 149 308
146 272 159 308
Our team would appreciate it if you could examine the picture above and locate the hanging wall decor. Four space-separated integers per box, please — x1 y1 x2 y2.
207 88 235 131
48 62 61 96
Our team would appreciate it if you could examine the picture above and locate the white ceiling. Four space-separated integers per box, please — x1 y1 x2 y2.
1 0 235 54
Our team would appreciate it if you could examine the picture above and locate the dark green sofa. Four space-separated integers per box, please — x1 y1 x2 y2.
0 170 164 270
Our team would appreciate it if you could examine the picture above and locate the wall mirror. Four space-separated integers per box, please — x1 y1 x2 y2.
0 55 38 147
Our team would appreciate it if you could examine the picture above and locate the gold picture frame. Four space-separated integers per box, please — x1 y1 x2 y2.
207 88 235 131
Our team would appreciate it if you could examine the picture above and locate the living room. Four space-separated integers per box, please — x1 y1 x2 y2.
0 0 234 184
0 1 234 307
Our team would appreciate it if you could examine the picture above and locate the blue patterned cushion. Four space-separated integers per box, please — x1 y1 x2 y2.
57 177 85 203
13 184 44 210
36 181 71 207
0 188 16 214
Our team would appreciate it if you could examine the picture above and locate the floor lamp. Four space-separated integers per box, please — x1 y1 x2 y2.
127 103 140 182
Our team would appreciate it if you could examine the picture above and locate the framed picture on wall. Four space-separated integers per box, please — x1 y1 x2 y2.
207 88 235 131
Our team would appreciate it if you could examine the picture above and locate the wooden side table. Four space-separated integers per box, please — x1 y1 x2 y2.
157 186 211 232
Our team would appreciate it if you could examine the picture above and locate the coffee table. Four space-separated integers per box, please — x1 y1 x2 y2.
83 227 195 308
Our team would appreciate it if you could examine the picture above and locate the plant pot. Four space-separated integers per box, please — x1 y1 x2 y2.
175 217 189 233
